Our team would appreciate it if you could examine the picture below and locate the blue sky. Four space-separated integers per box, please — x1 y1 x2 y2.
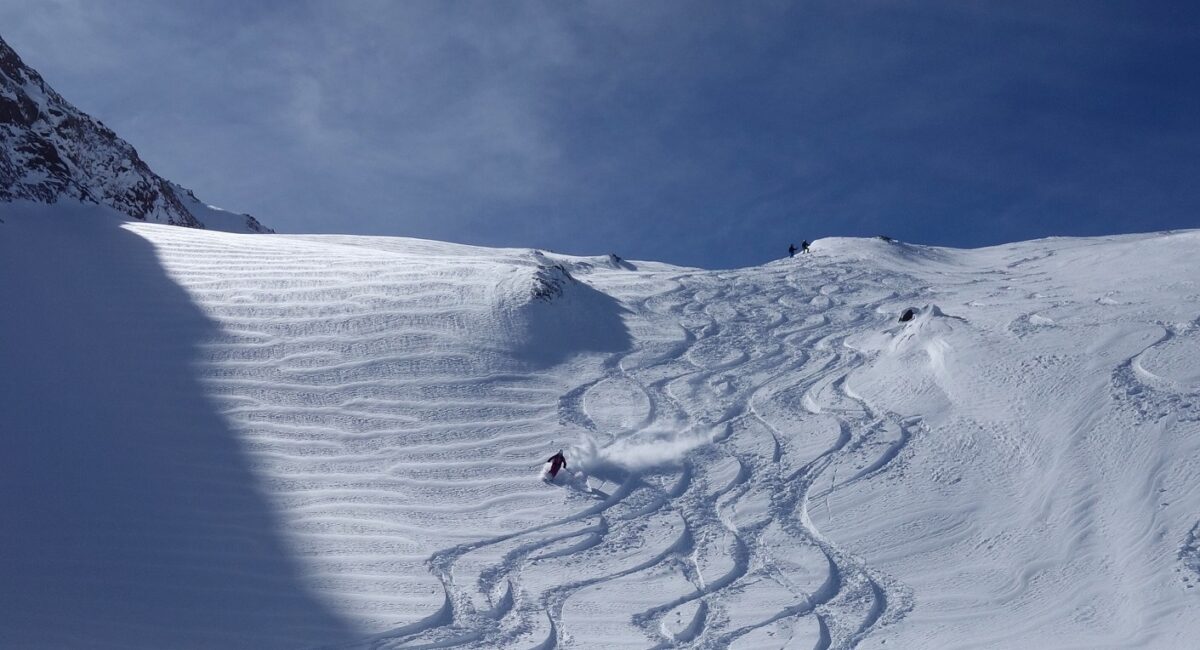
2 1 1198 268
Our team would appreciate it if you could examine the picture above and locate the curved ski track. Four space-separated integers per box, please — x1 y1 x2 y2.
136 227 919 649
357 264 918 648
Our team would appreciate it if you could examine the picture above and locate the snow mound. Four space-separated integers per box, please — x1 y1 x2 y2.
492 260 631 367
810 236 968 271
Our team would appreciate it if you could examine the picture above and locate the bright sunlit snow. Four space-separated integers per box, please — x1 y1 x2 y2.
2 203 1199 648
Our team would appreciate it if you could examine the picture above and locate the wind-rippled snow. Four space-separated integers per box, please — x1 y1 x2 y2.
3 205 1199 648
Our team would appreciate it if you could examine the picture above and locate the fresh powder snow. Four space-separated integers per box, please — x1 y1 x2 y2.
2 203 1199 648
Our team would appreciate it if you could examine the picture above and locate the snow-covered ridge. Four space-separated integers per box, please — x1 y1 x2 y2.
0 35 270 233
2 204 1199 649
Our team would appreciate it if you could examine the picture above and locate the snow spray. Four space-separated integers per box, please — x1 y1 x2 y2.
570 420 717 478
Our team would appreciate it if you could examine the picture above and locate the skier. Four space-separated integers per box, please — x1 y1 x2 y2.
788 243 797 258
801 240 810 254
545 450 568 479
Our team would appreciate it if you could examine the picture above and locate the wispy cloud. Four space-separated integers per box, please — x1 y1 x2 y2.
3 1 1199 266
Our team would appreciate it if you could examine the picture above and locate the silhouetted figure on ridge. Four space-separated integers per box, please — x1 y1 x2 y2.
788 244 797 258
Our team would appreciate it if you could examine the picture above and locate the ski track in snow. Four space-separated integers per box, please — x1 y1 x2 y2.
414 268 913 650
7 209 1200 649
127 227 918 649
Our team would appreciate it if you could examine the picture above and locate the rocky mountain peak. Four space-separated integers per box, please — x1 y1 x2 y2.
0 34 271 233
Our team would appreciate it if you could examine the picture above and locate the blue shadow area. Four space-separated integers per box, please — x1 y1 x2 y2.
507 276 633 370
0 205 354 648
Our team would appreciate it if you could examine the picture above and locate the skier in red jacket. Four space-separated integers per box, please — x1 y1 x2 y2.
546 450 568 479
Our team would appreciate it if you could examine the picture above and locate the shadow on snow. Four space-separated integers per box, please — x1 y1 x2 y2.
0 205 355 649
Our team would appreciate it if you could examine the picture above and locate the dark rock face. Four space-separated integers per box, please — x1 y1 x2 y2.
531 263 576 302
0 35 271 233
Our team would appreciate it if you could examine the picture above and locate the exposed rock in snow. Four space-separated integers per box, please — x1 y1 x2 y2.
529 263 576 302
0 35 271 233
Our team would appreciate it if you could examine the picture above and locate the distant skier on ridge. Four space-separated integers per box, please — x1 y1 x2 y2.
545 450 568 479
788 243 797 258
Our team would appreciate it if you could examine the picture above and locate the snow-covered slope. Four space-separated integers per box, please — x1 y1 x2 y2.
0 35 271 233
2 203 1198 648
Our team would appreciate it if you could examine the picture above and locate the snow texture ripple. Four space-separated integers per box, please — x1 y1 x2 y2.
2 207 1199 648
